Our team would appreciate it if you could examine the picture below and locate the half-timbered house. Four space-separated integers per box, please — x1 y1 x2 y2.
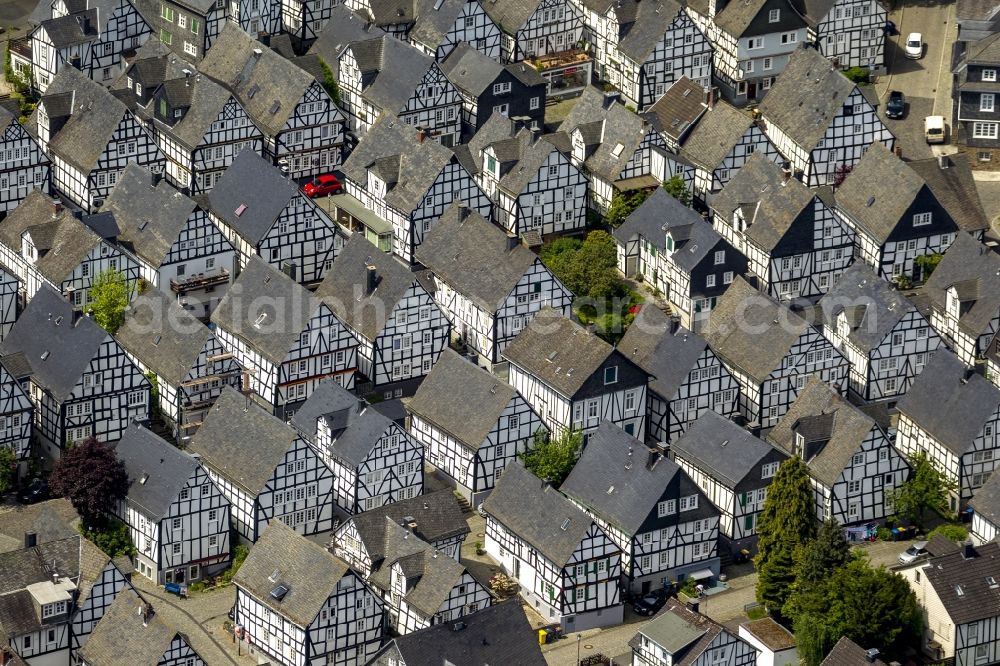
290 379 423 514
630 600 759 666
758 45 893 187
333 489 470 567
562 421 721 593
316 235 449 393
952 32 1000 164
504 307 649 438
643 76 708 152
0 265 20 344
483 0 585 63
671 410 786 548
614 188 748 332
575 0 714 110
800 0 888 69
439 43 546 139
483 460 623 631
921 233 1000 369
407 349 544 505
0 285 150 461
114 424 231 585
817 263 939 402
0 355 34 478
28 67 166 213
834 147 988 282
190 387 336 541
29 0 151 92
234 520 383 666
117 289 242 440
103 163 236 318
198 24 346 179
280 0 338 41
210 257 359 418
78 588 207 666
131 0 227 60
896 350 1000 513
204 150 343 285
703 277 849 429
711 153 853 301
969 470 1000 545
409 0 504 61
340 115 491 264
620 306 740 444
676 100 782 199
0 107 50 217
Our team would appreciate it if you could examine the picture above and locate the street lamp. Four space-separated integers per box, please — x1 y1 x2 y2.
576 634 581 666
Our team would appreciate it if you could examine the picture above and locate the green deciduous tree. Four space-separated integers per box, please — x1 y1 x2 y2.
317 57 342 107
605 190 651 228
49 437 128 527
891 450 956 526
755 457 817 617
0 447 16 494
520 428 582 486
662 175 692 207
540 231 624 301
915 253 943 280
81 519 135 557
89 268 131 334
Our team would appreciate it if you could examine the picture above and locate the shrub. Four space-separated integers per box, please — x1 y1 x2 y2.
928 524 968 543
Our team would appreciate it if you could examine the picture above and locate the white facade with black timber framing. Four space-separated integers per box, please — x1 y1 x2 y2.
0 265 21 343
0 356 34 475
561 422 721 593
282 0 338 41
0 108 50 217
483 461 624 632
228 0 282 37
410 0 504 61
810 0 887 70
484 0 586 63
631 601 759 666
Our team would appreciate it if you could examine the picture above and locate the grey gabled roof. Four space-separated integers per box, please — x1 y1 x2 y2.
896 349 1000 457
482 461 593 566
908 153 989 234
77 589 194 666
39 9 98 48
235 520 350 627
644 76 708 143
617 0 684 64
561 421 684 535
632 600 729 664
116 289 214 388
703 277 813 384
672 410 781 487
714 0 770 35
116 424 200 521
922 542 1000 626
0 285 116 404
299 380 396 467
102 163 199 268
211 257 334 365
497 132 566 196
970 468 1000 532
0 500 79 554
614 188 717 271
619 306 708 401
348 35 437 116
341 115 456 214
416 203 545 313
189 387 299 494
307 4 386 78
818 263 916 353
349 488 470 549
679 101 756 172
408 349 522 448
289 378 360 441
923 233 1000 339
155 75 239 151
502 308 625 398
205 149 299 245
820 637 888 666
759 46 858 151
560 87 649 181
768 378 881 487
711 152 788 217
834 142 925 244
316 234 422 341
439 41 505 97
482 0 543 32
410 0 472 51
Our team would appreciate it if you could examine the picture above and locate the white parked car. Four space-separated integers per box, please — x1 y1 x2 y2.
898 540 929 565
905 33 923 59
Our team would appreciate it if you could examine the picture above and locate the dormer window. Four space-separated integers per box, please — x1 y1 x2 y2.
913 212 932 227
173 109 182 118
984 69 998 82
795 431 805 456
41 601 66 618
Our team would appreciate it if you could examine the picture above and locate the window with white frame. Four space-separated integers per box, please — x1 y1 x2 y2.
912 212 932 227
706 274 716 288
657 499 676 517
974 122 999 139
761 461 779 479
983 69 998 82
768 8 779 21
679 495 698 511
982 93 995 112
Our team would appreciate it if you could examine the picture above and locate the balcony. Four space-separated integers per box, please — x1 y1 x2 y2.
524 49 592 99
170 269 230 293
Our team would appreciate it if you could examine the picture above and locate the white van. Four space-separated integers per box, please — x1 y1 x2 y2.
924 115 946 144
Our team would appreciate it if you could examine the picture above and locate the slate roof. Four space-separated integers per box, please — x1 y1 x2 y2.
617 0 683 63
896 349 1000 457
619 306 707 401
672 410 781 487
28 67 133 174
235 520 350 627
703 277 813 384
341 115 456 214
759 46 858 150
205 150 298 245
199 23 329 136
153 74 236 150
316 234 421 341
439 41 503 95
720 156 815 251
482 0 543 32
295 380 395 467
767 377 880 487
922 542 1000 625
211 257 333 365
965 30 1000 64
630 600 731 666
818 263 916 353
416 203 545 312
0 190 104 286
189 387 299 494
482 461 594 566
502 308 625 398
834 143 925 244
0 500 79 554
908 154 989 234
922 233 1000 339
77 589 190 666
614 188 719 272
645 76 708 143
560 87 649 180
969 469 1000 532
102 163 199 268
116 424 199 521
679 101 756 172
410 0 470 51
307 4 386 78
408 349 522 447
383 599 545 666
819 637 887 666
349 488 470 550
290 378 360 441
562 421 694 535
714 0 769 36
0 285 113 404
358 0 417 26
347 35 436 116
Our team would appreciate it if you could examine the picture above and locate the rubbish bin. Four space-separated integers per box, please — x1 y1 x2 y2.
538 629 547 645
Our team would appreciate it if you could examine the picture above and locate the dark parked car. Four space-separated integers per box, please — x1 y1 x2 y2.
633 588 669 616
18 478 49 504
886 91 905 119
303 174 343 198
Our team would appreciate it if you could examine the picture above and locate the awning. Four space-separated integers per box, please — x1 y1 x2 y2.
688 569 714 580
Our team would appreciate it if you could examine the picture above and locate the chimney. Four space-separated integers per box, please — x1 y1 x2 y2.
1 648 13 666
416 128 426 144
151 172 162 187
505 234 519 251
24 531 36 548
705 86 715 109
781 168 791 184
864 648 881 663
685 600 699 613
938 154 950 169
365 264 378 295
647 450 660 470
65 287 75 305
963 542 977 559
72 309 83 327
